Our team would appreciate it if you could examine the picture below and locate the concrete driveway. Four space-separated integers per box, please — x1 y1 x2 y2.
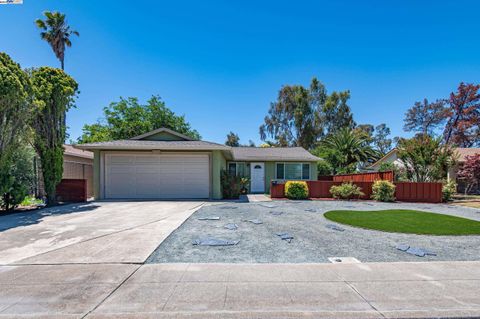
0 201 204 265
1 200 480 318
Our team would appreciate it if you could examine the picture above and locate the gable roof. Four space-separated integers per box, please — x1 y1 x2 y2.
231 147 320 161
74 128 319 161
75 139 231 151
366 148 398 169
130 127 194 141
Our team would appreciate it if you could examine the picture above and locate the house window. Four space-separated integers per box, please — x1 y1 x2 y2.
276 163 310 180
228 163 237 176
228 162 247 177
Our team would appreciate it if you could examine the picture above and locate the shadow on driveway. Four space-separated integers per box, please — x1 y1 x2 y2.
0 202 100 232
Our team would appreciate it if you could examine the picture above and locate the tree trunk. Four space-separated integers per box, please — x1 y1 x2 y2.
61 58 64 71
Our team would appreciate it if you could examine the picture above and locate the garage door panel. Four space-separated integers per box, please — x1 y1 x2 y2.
105 154 210 199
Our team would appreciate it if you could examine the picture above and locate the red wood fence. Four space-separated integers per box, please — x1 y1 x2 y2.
55 179 87 202
333 171 394 182
271 180 442 203
395 182 443 203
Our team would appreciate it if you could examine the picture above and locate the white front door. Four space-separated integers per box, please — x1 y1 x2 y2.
250 162 265 193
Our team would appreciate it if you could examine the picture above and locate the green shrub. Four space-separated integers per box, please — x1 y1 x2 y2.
371 180 396 202
0 145 35 211
330 182 364 200
284 181 309 200
220 170 242 199
442 180 457 202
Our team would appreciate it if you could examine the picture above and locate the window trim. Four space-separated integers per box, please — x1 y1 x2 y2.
275 162 311 180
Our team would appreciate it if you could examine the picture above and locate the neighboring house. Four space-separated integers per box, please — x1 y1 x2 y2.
368 147 480 193
63 145 94 198
36 145 94 198
75 128 319 200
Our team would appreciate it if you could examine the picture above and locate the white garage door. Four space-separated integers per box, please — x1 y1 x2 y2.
105 153 210 199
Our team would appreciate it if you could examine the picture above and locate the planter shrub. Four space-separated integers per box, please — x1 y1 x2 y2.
330 182 364 200
442 180 456 202
284 181 309 200
371 180 396 202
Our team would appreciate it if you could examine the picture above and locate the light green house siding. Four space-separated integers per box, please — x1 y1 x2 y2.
227 161 318 194
211 150 226 199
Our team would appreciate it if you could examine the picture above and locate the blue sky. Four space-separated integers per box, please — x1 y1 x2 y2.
1 1 479 144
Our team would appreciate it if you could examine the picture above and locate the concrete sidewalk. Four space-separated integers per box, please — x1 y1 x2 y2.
1 261 479 318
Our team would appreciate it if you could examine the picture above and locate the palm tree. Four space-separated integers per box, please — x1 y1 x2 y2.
321 128 381 173
35 11 79 70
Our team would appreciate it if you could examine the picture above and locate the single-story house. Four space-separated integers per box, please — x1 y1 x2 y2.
367 147 480 193
74 128 320 200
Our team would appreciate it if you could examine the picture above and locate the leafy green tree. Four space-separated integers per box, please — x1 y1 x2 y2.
373 124 392 155
35 11 79 70
0 52 32 159
322 90 355 136
225 131 240 147
314 129 380 174
0 145 35 211
260 79 321 149
31 67 78 204
259 77 353 149
79 96 200 143
397 135 457 182
0 53 33 210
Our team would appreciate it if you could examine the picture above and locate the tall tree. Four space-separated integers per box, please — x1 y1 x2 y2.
397 135 456 182
31 67 78 204
322 90 355 136
0 53 33 210
259 77 353 149
0 53 31 157
78 96 200 143
260 80 320 149
443 83 480 147
373 123 392 155
403 98 448 135
35 11 79 70
225 132 240 147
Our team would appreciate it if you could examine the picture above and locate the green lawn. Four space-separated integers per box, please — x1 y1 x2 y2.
324 209 480 235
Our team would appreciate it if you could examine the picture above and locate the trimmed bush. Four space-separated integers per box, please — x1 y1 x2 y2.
285 181 309 200
371 180 396 202
330 182 364 200
442 180 457 202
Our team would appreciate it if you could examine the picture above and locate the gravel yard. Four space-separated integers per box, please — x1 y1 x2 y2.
147 200 480 263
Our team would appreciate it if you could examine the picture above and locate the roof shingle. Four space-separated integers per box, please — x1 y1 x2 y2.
231 147 320 161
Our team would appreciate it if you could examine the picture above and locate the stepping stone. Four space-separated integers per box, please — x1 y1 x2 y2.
198 216 220 221
326 224 345 232
192 238 239 246
396 244 436 257
304 208 317 212
224 223 238 230
244 219 263 225
220 206 238 209
270 211 284 216
276 232 294 243
396 244 410 252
